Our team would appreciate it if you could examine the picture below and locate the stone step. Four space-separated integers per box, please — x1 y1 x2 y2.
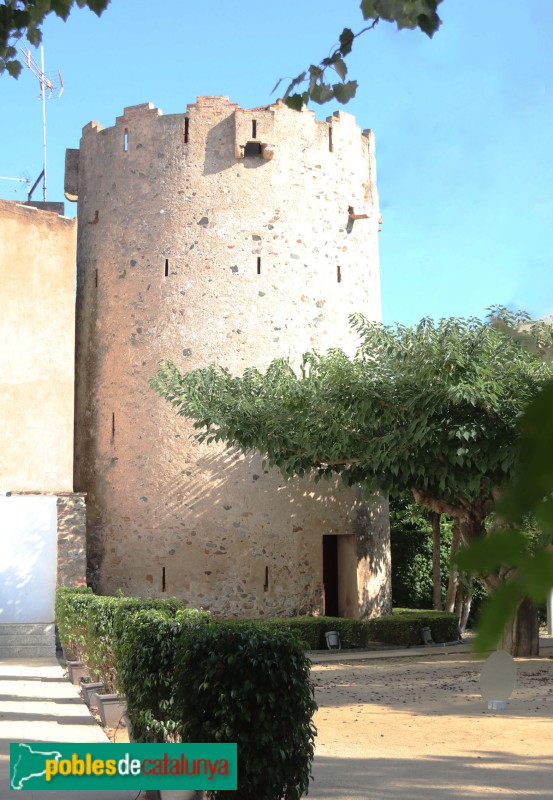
0 644 56 659
0 634 55 647
0 623 55 636
0 623 57 659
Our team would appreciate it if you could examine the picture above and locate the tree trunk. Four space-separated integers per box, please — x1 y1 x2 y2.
445 519 462 613
500 596 539 657
407 495 538 655
454 578 463 618
459 575 473 633
430 512 442 610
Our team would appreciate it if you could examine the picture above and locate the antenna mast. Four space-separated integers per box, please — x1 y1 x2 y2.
19 45 63 202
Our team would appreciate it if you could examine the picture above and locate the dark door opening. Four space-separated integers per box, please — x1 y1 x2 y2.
244 141 262 156
323 534 339 617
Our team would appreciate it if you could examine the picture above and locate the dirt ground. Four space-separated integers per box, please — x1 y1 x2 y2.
308 650 553 799
104 648 553 799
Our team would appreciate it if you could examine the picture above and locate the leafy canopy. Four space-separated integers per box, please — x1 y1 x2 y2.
151 308 553 521
456 380 553 651
278 0 444 109
0 0 110 77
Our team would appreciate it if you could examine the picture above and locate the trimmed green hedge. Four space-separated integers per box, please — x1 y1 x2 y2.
113 612 317 798
227 610 459 649
366 609 460 646
57 588 460 663
175 623 317 800
225 616 324 649
86 596 121 692
113 607 212 743
228 616 370 649
57 589 190 687
55 586 95 661
118 596 186 616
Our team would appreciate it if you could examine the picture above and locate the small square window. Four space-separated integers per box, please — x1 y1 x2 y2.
244 141 262 157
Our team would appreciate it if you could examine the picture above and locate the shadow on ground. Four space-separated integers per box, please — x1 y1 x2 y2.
310 751 553 799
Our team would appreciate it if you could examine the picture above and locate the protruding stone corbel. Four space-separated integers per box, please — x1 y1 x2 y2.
261 143 275 161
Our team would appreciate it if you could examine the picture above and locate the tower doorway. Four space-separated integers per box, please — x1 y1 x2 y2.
322 533 358 618
322 535 339 617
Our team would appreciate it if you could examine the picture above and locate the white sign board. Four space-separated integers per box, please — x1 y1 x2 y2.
0 495 57 623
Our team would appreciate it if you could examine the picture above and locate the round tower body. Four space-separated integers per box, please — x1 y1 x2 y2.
67 96 390 618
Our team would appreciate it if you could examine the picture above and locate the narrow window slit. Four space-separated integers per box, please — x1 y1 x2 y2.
162 567 167 593
111 412 115 438
95 269 98 288
184 118 190 144
252 119 257 138
264 566 269 592
257 257 261 275
329 126 333 153
337 265 342 283
164 258 169 277
123 128 128 152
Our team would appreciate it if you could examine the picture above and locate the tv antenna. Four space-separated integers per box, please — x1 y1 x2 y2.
0 176 30 189
19 45 63 202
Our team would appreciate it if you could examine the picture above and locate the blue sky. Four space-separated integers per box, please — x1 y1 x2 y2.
1 0 552 325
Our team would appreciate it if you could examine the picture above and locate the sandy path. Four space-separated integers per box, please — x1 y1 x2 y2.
309 652 553 799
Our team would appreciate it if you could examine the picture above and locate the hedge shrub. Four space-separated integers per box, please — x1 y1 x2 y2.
366 609 459 646
118 596 186 616
55 586 95 661
86 596 122 692
113 607 212 743
226 617 325 649
56 587 189 685
227 611 459 649
175 623 317 800
314 617 371 649
230 616 371 650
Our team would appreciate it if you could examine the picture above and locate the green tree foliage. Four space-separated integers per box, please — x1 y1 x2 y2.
152 308 552 517
456 383 553 651
0 0 110 77
390 494 487 623
151 308 553 652
390 495 452 608
279 0 444 108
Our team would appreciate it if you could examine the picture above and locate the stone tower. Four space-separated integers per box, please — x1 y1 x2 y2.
65 95 390 618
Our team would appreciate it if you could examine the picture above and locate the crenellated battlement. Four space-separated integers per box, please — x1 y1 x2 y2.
76 96 369 136
116 102 163 125
186 95 239 111
65 97 374 203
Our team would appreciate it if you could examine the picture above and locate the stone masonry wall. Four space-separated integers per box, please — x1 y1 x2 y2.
57 493 87 587
68 96 390 618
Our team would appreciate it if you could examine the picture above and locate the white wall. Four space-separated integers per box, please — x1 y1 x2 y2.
0 496 57 623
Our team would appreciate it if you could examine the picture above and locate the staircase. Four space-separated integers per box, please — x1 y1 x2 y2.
0 623 56 659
